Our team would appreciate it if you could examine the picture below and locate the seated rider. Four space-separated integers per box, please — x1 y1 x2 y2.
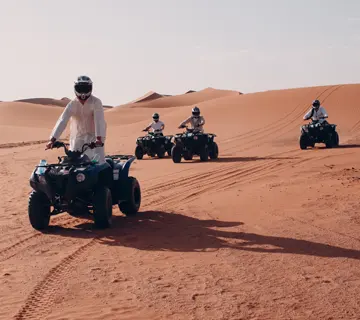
143 113 165 135
303 99 328 125
178 106 205 132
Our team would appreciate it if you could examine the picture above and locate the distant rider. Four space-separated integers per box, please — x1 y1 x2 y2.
143 113 165 135
178 106 205 132
45 75 107 163
303 100 328 125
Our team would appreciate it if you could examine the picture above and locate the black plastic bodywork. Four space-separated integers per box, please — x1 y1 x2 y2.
136 132 173 156
300 121 338 147
29 148 136 216
173 129 217 156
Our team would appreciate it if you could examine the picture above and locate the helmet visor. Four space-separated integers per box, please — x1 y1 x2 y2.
75 83 92 94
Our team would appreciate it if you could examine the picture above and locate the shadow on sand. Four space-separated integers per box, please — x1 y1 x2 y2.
211 156 296 163
46 211 360 260
314 143 360 150
175 156 297 164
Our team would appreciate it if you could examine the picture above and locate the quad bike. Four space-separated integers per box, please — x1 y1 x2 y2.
171 125 219 163
135 129 174 159
29 141 141 231
299 120 339 150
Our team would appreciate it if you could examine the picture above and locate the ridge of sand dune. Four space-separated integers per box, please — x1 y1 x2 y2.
124 89 197 105
105 84 360 132
0 102 65 144
113 87 240 110
2 83 360 319
14 97 113 109
15 98 69 108
126 91 166 104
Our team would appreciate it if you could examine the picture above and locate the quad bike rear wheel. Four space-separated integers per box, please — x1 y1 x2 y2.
167 143 174 156
118 177 141 215
157 145 166 158
28 191 51 231
209 142 219 159
183 150 193 160
135 146 144 159
199 145 209 161
299 134 308 150
332 132 339 147
171 145 182 163
93 186 113 228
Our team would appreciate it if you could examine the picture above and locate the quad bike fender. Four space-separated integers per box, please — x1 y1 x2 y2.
112 156 136 201
29 169 55 202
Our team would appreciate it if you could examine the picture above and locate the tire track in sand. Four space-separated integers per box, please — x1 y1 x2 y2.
142 150 313 209
221 85 342 153
13 239 97 320
0 216 89 263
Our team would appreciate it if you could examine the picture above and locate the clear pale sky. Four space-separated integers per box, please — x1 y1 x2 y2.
1 0 360 106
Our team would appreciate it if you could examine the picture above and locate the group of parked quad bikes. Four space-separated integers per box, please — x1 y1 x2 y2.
28 100 339 232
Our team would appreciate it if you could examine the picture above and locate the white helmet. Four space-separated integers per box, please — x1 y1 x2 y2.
74 75 93 100
192 106 200 117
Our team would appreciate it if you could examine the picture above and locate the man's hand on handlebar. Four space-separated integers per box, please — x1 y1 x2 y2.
95 137 103 147
45 137 56 150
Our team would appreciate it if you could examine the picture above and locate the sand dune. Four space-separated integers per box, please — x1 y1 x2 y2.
115 87 240 109
0 102 65 144
14 97 113 109
1 83 360 319
126 91 166 104
15 97 69 108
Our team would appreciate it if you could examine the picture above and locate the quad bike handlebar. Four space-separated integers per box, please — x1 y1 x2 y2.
51 141 103 155
142 129 162 133
178 125 201 133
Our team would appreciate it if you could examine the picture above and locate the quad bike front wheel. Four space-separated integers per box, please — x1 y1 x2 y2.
93 186 113 228
209 142 219 159
28 191 51 231
119 177 141 215
326 132 340 148
171 145 182 163
135 145 144 159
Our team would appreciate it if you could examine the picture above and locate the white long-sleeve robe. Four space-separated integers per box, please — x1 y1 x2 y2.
50 95 107 163
303 106 328 122
180 116 205 132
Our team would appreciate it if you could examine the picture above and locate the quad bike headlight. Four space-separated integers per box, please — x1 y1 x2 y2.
301 126 308 133
38 175 46 184
76 173 86 182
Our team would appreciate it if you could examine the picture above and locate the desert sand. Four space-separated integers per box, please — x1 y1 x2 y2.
1 84 360 319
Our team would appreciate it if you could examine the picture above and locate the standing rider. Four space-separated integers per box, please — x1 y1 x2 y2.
46 75 107 163
143 113 165 135
178 106 205 132
303 99 328 125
